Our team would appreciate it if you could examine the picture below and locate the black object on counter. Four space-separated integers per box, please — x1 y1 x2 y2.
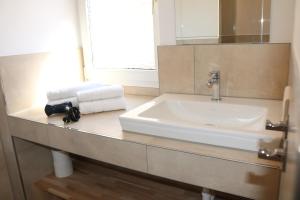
44 102 80 123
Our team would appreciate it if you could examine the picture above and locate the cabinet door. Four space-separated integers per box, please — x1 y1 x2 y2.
147 146 280 200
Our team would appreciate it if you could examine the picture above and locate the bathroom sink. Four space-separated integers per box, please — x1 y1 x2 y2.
119 94 283 151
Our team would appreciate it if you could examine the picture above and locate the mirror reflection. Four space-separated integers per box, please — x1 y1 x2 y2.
175 0 271 44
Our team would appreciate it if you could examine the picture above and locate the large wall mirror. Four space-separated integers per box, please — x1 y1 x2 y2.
175 0 271 44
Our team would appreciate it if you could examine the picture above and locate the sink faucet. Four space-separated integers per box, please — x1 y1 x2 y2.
207 70 221 101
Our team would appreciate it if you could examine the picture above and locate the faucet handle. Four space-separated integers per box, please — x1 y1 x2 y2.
208 70 220 77
258 139 287 171
265 119 288 138
258 148 285 161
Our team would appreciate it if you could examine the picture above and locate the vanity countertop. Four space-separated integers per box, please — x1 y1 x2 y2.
8 94 282 169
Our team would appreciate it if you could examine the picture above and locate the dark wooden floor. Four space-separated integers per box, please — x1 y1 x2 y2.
34 157 251 200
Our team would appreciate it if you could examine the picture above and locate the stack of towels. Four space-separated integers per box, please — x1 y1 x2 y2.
46 82 126 114
77 85 126 114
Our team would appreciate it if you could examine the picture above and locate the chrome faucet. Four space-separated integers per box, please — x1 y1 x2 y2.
207 70 221 101
265 119 289 138
258 139 287 171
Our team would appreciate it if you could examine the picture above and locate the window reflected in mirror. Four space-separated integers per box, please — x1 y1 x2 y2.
175 0 271 44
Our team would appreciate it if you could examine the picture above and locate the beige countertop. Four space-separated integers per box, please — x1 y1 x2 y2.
8 94 282 170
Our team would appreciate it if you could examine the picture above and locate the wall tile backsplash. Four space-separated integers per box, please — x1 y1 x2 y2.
158 43 290 100
158 46 195 94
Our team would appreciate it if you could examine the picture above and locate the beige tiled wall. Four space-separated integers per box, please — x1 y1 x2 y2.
124 86 159 96
0 48 84 114
158 46 195 94
158 43 290 100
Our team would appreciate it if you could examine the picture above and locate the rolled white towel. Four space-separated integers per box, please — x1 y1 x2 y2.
47 81 105 101
77 85 124 102
47 97 79 107
79 97 127 114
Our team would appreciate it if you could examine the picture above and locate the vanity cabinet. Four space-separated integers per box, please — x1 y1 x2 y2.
9 116 282 200
7 95 283 200
147 146 280 200
9 117 148 173
0 140 13 200
46 125 148 173
9 118 48 146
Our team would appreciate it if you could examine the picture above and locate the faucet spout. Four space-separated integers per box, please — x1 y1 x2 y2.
207 70 221 101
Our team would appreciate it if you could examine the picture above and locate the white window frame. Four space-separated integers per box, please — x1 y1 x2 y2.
77 0 159 88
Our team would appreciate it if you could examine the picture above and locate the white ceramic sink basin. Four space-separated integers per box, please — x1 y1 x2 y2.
139 100 267 131
120 94 283 151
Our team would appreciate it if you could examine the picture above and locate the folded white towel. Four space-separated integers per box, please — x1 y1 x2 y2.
79 97 126 114
47 97 79 107
47 82 105 101
77 85 124 102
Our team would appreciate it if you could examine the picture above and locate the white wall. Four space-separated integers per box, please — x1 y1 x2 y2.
0 0 81 57
292 2 300 57
279 1 300 199
270 0 295 43
291 0 300 179
0 0 294 55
